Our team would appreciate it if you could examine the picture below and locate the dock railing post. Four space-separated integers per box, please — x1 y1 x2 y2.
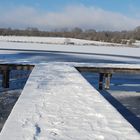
104 73 112 90
99 73 104 90
2 70 10 88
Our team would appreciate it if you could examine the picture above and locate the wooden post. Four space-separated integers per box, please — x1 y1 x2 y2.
105 73 111 90
2 70 10 88
99 73 104 90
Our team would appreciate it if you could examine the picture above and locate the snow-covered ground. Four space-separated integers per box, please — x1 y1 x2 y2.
0 39 140 139
1 35 140 47
0 36 122 46
134 40 140 47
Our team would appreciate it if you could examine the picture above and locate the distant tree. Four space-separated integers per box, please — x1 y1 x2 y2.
60 28 69 32
26 27 39 31
0 26 140 43
85 29 96 33
72 27 83 33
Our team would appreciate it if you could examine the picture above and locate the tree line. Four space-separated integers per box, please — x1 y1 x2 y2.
0 26 140 44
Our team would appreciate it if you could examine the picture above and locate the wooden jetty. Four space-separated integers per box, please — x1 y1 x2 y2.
77 66 140 90
1 63 140 140
1 64 140 90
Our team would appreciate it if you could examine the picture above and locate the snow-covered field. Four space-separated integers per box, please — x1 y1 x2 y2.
1 35 140 47
0 36 122 46
134 40 140 47
0 37 140 139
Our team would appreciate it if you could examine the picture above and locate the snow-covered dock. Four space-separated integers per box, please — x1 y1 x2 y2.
0 63 140 140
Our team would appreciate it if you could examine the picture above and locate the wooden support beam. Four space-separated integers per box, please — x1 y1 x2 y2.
2 70 10 88
99 73 104 90
76 67 140 74
104 73 112 90
77 66 140 91
0 64 34 71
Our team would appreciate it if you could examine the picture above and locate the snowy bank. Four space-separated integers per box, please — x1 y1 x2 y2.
0 36 120 46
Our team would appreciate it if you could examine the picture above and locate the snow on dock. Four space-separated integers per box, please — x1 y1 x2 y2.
0 63 140 140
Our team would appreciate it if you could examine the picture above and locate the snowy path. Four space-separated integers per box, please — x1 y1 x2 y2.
0 63 140 140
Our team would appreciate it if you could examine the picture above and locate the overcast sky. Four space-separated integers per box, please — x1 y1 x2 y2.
0 0 140 31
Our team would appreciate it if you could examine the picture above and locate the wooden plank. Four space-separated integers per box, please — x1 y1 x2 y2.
77 67 140 74
77 66 140 90
0 64 34 71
